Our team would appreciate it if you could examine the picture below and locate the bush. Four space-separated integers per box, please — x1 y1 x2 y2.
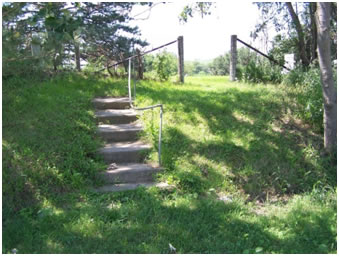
237 59 283 84
283 65 331 132
283 66 306 86
144 51 177 81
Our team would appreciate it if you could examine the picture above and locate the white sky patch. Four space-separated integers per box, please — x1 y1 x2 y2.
130 2 273 61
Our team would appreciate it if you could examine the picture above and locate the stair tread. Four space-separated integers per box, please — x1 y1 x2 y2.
95 109 137 117
98 163 162 184
93 182 173 193
98 123 143 132
93 97 130 103
103 163 162 174
99 141 151 153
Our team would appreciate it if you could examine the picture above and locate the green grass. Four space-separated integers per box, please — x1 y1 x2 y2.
2 74 337 253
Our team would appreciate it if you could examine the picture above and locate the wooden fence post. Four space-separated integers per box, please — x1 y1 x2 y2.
230 35 237 81
177 36 184 83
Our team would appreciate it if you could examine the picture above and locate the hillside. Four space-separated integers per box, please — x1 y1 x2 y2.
2 74 336 253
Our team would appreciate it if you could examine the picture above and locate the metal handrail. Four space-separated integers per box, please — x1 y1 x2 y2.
133 103 163 166
120 40 174 166
126 54 164 166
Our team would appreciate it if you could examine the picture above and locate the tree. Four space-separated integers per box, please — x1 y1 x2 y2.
179 2 214 23
253 2 337 68
2 2 148 77
315 3 337 154
285 2 309 66
209 54 229 75
79 2 148 74
153 51 178 81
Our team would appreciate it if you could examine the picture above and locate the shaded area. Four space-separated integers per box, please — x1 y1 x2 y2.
2 188 336 253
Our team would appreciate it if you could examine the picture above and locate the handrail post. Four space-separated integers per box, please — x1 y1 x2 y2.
133 58 137 100
158 105 163 165
128 58 132 104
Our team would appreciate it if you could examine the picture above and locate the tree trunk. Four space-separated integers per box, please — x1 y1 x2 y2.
107 63 114 77
75 43 81 72
53 53 58 72
315 2 337 154
286 2 310 67
309 3 318 62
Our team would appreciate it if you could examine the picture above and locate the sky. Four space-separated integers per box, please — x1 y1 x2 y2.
130 2 272 61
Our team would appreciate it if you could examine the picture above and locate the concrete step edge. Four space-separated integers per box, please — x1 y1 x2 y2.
97 163 163 183
92 182 175 193
99 141 152 153
97 123 143 133
92 97 132 109
95 109 138 117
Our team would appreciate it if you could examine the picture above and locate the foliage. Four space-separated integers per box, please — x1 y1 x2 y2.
185 60 211 76
253 2 337 67
283 64 337 132
2 2 148 77
209 54 229 75
143 51 177 81
179 2 215 23
234 47 283 84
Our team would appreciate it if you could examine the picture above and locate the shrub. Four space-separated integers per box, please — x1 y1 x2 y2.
144 51 177 81
283 66 306 86
237 60 283 84
283 64 335 132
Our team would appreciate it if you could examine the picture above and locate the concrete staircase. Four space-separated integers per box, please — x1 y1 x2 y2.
93 97 167 192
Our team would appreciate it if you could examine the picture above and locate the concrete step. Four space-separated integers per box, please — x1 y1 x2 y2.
98 163 162 184
93 182 174 193
97 123 143 142
95 109 138 124
98 141 151 164
93 97 131 110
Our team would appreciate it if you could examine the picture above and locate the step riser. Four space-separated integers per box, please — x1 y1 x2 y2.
94 101 130 110
98 169 160 183
98 130 140 142
93 182 173 193
96 115 138 124
99 150 149 164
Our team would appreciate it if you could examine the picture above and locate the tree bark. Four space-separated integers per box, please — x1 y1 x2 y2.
315 2 337 154
286 2 310 67
75 43 81 72
106 62 114 77
309 3 318 62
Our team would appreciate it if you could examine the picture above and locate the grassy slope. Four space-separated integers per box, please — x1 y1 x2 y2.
2 75 336 253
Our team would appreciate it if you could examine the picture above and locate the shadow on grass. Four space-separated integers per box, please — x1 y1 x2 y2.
136 82 336 198
2 188 336 253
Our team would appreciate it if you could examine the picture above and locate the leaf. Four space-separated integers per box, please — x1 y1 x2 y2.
255 247 263 253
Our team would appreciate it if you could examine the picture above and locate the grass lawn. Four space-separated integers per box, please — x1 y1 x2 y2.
2 74 337 253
